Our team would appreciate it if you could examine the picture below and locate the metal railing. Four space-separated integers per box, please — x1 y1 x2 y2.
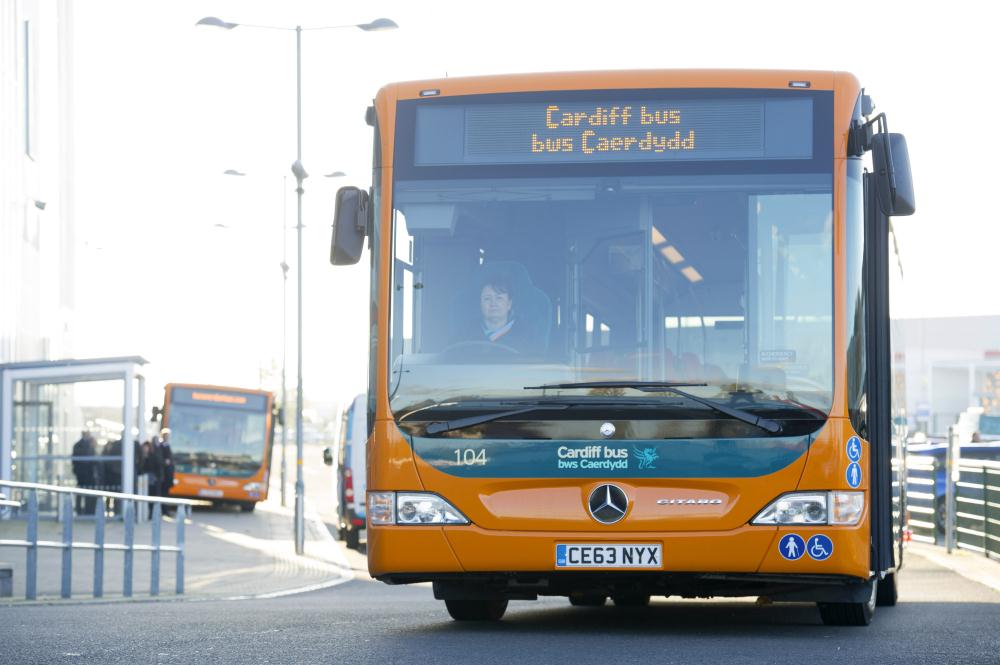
904 446 1000 561
0 480 208 600
904 454 939 544
955 459 1000 559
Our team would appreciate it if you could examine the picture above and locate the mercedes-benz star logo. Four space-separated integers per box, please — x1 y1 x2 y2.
588 484 629 524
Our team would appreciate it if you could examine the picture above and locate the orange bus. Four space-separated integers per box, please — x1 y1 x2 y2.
330 70 914 625
159 383 275 511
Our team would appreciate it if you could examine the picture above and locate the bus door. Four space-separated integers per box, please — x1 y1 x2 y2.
861 122 915 576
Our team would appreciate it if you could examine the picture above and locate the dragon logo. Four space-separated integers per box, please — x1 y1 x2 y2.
633 446 659 470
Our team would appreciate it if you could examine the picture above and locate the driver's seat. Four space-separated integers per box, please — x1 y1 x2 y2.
448 261 551 356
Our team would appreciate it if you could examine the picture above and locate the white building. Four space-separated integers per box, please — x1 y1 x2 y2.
1 0 76 364
902 315 1000 436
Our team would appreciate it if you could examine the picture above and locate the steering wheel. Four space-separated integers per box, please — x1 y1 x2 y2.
439 340 521 359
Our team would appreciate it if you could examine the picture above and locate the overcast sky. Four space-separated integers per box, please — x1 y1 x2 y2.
70 0 1000 407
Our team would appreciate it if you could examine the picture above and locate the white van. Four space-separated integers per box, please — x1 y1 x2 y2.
324 394 366 549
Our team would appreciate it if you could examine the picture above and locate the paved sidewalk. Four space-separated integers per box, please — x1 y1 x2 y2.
0 499 352 603
906 542 1000 594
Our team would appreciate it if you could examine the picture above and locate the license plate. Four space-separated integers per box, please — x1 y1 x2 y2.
555 543 662 569
197 489 224 498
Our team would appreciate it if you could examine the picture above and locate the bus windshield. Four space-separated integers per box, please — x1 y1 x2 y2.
389 89 834 425
167 388 269 477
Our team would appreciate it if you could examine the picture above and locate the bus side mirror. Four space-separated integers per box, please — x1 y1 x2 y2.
872 133 915 217
322 447 334 466
331 186 370 265
151 405 162 422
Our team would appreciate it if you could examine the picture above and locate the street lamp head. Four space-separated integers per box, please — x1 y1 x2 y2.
324 171 346 178
196 16 239 30
223 169 246 176
291 160 309 181
358 18 398 32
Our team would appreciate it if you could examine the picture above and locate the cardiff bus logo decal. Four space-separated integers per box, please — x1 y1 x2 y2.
633 447 659 470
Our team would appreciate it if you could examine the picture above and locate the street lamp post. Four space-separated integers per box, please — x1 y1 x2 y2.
199 15 397 554
280 175 289 507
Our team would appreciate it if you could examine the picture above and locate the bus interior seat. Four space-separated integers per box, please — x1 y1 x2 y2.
448 261 552 354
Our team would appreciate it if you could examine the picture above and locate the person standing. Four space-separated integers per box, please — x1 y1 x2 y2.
155 428 175 498
139 440 159 517
71 431 98 514
102 438 123 514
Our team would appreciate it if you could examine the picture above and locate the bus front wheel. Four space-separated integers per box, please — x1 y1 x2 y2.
817 579 877 626
240 502 256 513
444 599 508 621
875 572 898 606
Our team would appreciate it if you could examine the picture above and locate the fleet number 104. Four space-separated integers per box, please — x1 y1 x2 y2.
453 448 487 466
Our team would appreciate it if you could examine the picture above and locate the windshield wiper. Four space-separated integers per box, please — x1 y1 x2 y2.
423 403 572 435
416 396 675 435
523 381 782 434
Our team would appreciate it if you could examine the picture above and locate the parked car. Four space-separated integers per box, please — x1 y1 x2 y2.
324 394 367 549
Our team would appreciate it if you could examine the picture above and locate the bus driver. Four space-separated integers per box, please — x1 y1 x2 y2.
480 279 516 344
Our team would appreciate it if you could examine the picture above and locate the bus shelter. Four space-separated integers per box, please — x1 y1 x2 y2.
0 357 149 513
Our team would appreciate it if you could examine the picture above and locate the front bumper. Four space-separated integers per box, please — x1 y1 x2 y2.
367 523 870 581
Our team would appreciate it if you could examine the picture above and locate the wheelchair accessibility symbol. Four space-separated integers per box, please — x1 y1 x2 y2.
807 534 834 561
846 436 862 462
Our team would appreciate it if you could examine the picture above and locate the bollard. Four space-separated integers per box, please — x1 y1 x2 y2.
176 504 186 595
61 493 73 598
123 500 134 597
94 499 105 598
151 502 161 596
136 476 150 524
945 426 958 553
26 490 38 600
983 467 990 557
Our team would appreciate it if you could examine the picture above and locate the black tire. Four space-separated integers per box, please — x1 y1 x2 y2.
240 502 256 513
612 594 650 607
876 572 898 607
444 599 508 621
935 497 946 534
569 593 607 607
345 527 360 550
817 579 877 626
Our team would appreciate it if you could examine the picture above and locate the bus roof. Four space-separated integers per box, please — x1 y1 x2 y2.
387 69 857 102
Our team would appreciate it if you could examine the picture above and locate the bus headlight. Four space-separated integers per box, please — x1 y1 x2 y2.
366 491 470 525
242 482 263 492
751 492 864 526
396 493 469 525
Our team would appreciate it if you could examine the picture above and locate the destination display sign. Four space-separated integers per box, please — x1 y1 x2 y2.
171 387 267 412
413 96 814 166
